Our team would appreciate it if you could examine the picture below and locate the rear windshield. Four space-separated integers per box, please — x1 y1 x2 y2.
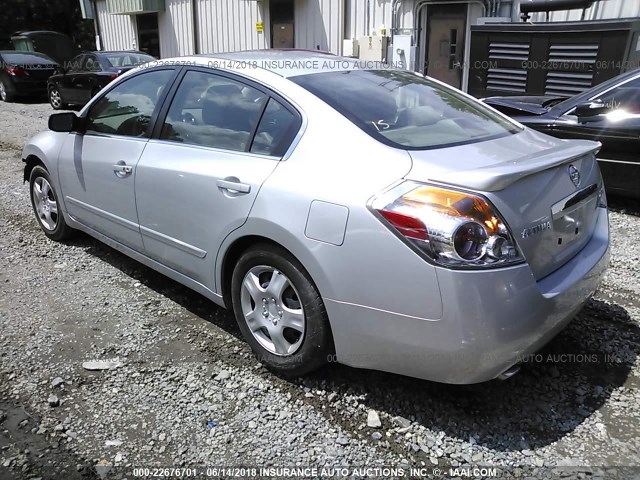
291 70 521 150
105 53 155 68
1 52 57 65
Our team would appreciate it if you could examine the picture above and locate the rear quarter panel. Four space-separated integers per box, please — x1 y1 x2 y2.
217 77 443 320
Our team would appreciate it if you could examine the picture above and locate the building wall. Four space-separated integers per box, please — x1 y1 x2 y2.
96 0 137 51
197 0 270 54
345 0 416 39
159 0 194 57
295 0 344 53
531 0 640 21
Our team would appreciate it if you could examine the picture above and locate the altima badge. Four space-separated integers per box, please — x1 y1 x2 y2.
568 164 581 188
521 220 551 239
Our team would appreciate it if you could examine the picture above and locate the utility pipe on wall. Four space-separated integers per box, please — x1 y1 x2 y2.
191 0 200 54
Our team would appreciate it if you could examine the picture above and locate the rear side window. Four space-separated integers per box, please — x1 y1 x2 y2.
160 70 268 152
291 70 521 150
250 98 298 156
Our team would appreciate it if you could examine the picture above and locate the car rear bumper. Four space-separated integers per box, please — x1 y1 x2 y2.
7 78 49 96
325 206 609 384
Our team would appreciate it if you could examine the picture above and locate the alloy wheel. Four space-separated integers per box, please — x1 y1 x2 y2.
240 266 305 356
0 82 6 101
32 177 59 231
49 88 62 108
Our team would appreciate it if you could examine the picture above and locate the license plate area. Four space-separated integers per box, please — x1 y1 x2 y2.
551 184 599 248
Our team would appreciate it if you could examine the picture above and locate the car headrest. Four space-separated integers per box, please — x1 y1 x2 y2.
202 83 243 99
339 88 399 123
397 106 442 127
202 97 261 132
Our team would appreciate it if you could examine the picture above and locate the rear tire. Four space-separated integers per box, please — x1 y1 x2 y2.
49 86 66 110
29 166 74 241
0 80 14 102
231 244 333 377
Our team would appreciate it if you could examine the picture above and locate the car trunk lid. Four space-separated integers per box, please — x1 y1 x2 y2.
22 64 57 80
407 129 603 280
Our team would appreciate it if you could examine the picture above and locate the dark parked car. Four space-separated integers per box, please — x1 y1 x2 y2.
0 51 58 103
47 51 155 110
483 69 640 198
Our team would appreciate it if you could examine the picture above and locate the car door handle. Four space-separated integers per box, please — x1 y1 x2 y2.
217 179 251 194
113 164 133 177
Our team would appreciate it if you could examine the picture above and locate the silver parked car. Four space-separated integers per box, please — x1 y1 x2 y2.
23 51 610 384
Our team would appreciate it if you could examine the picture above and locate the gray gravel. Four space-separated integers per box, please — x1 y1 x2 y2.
0 100 639 479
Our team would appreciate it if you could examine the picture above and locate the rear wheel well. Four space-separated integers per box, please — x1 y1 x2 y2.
23 155 46 183
222 236 285 307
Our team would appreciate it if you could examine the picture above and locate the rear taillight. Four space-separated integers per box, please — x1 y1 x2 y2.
109 74 119 80
6 67 29 77
371 181 524 268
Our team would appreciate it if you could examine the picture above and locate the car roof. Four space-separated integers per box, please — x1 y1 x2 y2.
195 49 374 78
11 30 69 37
0 50 57 61
84 51 151 55
0 50 52 55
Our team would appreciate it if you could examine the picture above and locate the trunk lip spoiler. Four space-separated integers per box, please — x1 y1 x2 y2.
407 140 602 192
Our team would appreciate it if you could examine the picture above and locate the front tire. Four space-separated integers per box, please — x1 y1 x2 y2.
231 244 333 377
49 86 66 110
0 80 14 102
29 166 73 241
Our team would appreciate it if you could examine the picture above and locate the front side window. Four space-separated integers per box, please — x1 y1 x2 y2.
160 70 267 152
592 77 640 114
66 54 85 73
85 69 173 137
291 70 521 150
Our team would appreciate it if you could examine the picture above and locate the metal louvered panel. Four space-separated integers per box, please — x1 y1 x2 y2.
545 71 594 96
545 44 598 96
548 44 599 64
487 68 528 93
489 42 530 61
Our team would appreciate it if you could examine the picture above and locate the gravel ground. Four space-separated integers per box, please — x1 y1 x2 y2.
0 100 639 479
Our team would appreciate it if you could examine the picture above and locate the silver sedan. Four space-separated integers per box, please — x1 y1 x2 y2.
22 51 610 383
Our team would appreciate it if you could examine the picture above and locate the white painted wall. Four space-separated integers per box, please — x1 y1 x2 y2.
159 0 194 57
295 0 344 53
197 0 270 54
345 0 416 39
96 0 137 51
531 0 640 21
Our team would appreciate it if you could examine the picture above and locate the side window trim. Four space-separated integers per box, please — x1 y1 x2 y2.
81 67 182 140
151 66 303 157
246 95 270 153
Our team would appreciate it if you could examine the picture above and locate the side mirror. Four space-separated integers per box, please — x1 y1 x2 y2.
48 112 81 132
574 101 610 118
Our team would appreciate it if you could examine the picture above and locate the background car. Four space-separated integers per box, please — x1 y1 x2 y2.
483 69 640 198
0 51 58 103
23 52 609 384
47 50 155 110
11 30 78 65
